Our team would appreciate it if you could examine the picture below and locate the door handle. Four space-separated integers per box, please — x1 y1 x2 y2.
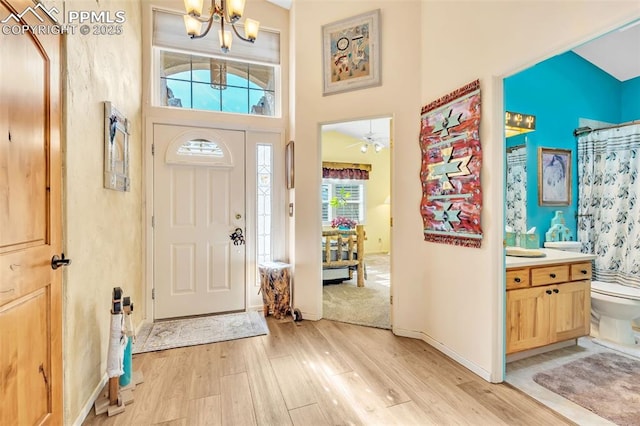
51 253 71 270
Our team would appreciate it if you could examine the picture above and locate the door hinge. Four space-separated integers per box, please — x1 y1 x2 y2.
390 295 393 305
390 217 393 227
152 288 155 300
151 144 155 155
151 216 154 228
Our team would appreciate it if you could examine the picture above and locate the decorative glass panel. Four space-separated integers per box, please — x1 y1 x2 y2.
256 144 273 265
177 139 224 157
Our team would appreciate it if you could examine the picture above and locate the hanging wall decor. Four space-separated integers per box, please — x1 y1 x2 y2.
322 9 381 96
419 79 483 247
104 101 130 191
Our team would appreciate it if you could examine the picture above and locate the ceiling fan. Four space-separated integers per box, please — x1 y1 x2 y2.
346 120 388 153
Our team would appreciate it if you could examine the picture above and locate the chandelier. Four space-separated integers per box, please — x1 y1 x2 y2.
183 0 260 53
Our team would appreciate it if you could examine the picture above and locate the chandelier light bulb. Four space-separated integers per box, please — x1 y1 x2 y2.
360 144 368 153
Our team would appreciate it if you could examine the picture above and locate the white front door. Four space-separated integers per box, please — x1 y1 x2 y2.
153 124 245 319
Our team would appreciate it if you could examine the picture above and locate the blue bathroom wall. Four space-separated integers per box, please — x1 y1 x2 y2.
505 51 622 243
621 76 640 122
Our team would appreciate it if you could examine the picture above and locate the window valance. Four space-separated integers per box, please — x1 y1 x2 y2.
322 162 371 180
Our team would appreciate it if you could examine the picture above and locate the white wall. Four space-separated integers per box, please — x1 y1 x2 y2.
61 0 143 422
291 0 423 325
291 0 640 382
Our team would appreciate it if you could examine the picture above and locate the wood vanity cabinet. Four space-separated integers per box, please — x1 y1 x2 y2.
506 262 591 354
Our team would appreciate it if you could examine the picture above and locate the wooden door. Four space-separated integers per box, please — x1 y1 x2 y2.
0 0 62 424
506 286 550 354
153 125 246 319
549 280 591 342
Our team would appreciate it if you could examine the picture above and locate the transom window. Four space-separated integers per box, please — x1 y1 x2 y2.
322 181 365 224
159 50 276 116
177 139 223 157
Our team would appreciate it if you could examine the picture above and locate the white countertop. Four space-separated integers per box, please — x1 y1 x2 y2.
506 248 596 268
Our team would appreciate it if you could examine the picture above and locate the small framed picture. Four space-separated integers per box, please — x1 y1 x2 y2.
104 101 130 192
322 9 381 96
538 148 571 206
286 141 294 189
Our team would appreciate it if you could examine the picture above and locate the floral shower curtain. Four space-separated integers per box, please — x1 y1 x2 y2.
577 123 640 288
506 146 527 233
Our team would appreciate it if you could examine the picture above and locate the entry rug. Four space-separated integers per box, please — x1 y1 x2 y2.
132 311 268 354
533 352 640 426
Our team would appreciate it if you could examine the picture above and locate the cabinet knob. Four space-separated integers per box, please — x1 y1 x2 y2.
553 289 559 293
546 289 552 295
550 273 556 279
581 269 588 274
514 277 521 283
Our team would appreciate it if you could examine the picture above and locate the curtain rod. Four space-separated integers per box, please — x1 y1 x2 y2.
573 120 640 137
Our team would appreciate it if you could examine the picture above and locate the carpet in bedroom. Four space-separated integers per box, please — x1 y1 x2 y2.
322 253 390 329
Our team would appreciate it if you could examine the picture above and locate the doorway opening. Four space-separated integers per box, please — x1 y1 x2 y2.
320 116 392 329
503 18 640 425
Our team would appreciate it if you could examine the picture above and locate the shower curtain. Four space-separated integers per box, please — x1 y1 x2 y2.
577 123 640 288
506 146 527 234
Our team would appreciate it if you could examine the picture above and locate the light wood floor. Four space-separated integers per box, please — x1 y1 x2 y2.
83 317 573 425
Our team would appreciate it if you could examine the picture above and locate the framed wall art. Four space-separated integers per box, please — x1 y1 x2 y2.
322 9 381 96
286 140 295 189
538 147 571 206
104 101 130 192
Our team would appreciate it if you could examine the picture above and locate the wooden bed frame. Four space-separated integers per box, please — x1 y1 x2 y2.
322 224 365 287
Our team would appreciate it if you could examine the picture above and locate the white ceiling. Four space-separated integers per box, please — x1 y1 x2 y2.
571 20 640 82
322 117 392 148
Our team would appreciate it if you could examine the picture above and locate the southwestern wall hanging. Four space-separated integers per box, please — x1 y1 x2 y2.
419 79 483 248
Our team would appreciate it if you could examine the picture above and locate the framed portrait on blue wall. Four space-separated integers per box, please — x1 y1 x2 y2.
538 147 571 206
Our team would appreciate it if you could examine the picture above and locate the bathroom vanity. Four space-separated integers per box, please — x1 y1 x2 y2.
505 249 597 354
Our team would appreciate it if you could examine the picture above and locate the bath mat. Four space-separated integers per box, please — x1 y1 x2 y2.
132 311 268 354
533 352 640 426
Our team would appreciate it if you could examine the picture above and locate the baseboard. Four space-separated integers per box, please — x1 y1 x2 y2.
393 327 493 382
506 339 577 363
72 372 108 426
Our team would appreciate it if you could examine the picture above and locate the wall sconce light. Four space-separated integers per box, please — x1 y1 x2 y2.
505 111 536 138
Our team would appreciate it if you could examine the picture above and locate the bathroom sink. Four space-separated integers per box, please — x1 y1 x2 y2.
543 241 582 251
506 247 546 257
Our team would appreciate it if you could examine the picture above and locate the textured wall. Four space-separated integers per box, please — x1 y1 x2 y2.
60 0 142 422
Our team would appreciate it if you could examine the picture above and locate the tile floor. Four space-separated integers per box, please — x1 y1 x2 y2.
506 329 640 425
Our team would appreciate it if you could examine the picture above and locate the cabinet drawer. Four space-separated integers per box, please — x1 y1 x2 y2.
570 262 592 281
531 265 569 286
506 268 529 290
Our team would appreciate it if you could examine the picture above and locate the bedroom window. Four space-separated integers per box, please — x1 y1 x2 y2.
322 181 365 224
